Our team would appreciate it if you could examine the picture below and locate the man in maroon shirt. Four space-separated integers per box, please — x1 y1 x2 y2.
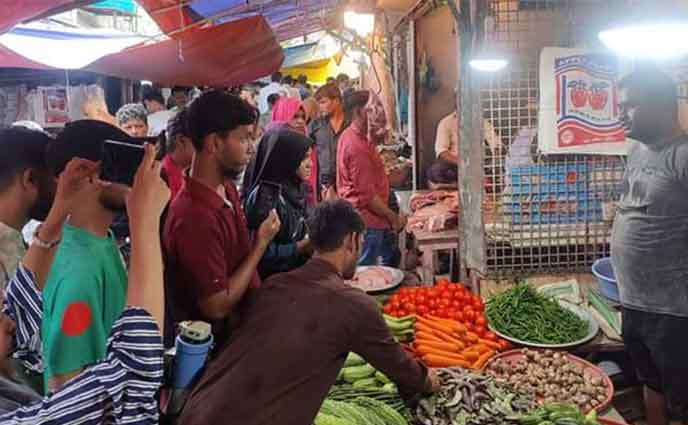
337 90 406 266
178 200 439 425
163 91 280 348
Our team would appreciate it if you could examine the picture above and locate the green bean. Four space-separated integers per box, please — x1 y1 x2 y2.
486 284 588 344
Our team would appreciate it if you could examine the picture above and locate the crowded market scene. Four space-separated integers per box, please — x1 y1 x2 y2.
0 0 686 424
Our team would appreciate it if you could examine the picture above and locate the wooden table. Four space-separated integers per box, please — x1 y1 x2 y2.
412 228 459 282
394 190 460 282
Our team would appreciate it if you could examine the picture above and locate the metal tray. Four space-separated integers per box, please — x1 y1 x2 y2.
345 266 404 294
488 300 599 349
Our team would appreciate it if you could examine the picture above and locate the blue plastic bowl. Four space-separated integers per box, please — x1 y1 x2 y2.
592 257 620 303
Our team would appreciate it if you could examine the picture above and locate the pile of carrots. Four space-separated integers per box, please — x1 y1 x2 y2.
413 314 507 369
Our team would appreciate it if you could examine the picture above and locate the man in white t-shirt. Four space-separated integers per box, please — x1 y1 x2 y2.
257 73 288 114
427 110 502 187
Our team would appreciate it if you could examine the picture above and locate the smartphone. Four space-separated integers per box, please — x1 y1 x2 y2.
101 138 150 186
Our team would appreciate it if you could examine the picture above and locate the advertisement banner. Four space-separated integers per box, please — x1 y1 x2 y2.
539 47 632 155
40 86 69 126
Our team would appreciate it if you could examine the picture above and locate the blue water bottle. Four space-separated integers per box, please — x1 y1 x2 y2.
173 321 213 389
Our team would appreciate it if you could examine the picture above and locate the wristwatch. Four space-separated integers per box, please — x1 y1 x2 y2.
32 225 61 249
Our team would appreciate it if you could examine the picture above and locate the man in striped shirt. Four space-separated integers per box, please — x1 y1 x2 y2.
0 144 169 424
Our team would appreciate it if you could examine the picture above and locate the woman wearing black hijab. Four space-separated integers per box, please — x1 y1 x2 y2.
243 130 314 278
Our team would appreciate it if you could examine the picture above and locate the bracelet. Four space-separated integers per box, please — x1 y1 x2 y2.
32 225 61 249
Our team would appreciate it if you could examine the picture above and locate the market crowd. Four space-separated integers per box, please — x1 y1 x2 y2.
0 63 685 425
0 73 434 425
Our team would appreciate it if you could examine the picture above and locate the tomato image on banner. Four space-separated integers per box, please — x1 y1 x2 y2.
539 48 632 155
555 54 625 148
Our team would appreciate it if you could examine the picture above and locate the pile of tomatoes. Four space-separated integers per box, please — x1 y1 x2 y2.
383 280 502 345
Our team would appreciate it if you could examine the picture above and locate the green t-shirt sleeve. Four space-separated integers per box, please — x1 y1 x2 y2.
45 277 108 378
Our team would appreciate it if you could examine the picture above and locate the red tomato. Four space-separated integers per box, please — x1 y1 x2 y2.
473 298 485 312
403 302 416 313
451 300 462 309
474 325 487 337
498 340 510 351
439 299 450 308
437 278 450 286
463 308 475 322
475 316 487 327
430 309 439 316
417 305 429 315
416 295 427 306
428 299 438 308
437 308 448 318
383 304 393 314
485 331 498 342
428 289 439 299
440 290 451 299
390 301 401 310
456 311 465 322
398 309 408 317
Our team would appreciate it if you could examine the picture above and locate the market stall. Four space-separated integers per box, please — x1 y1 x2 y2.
328 276 629 425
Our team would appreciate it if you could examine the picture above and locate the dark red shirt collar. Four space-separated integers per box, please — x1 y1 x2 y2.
183 176 235 212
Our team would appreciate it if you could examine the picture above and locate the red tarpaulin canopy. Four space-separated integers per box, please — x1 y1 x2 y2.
88 15 284 85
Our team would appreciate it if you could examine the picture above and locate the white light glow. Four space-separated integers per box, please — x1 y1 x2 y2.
0 24 144 69
469 59 508 72
344 11 375 37
599 22 688 59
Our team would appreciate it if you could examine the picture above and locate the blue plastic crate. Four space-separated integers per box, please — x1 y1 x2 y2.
509 164 590 195
502 192 603 224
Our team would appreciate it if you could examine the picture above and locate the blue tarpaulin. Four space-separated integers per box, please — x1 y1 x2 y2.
88 0 137 15
282 42 330 68
140 0 338 41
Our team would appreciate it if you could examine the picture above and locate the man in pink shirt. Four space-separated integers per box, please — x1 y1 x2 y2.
337 91 405 266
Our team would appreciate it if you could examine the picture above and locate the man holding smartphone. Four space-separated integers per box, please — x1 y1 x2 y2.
163 91 280 349
42 120 139 393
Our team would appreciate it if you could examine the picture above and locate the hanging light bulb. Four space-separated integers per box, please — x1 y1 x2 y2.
343 11 374 37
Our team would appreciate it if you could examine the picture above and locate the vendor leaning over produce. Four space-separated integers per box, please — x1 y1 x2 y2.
162 91 281 349
177 200 440 425
611 64 688 425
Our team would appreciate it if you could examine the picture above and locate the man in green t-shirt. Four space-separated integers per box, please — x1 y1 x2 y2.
42 120 136 392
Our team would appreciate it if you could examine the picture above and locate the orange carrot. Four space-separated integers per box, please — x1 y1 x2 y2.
415 331 443 342
414 322 436 335
465 332 479 343
414 340 461 352
478 338 501 351
424 353 472 368
415 345 467 359
461 349 480 361
471 343 491 354
428 315 468 333
415 316 456 335
473 350 495 369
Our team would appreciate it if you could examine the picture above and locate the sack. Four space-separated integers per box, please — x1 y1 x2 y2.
244 181 281 230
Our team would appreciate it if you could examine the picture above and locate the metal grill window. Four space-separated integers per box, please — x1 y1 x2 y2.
480 0 626 277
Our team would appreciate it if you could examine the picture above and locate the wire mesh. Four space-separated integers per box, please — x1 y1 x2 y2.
480 0 627 277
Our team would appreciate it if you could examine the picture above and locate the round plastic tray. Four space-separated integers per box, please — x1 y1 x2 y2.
483 348 614 413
